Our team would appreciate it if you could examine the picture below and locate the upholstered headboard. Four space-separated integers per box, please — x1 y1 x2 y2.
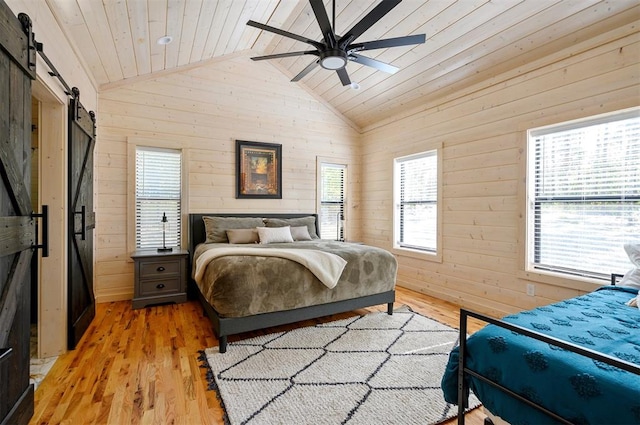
187 212 320 256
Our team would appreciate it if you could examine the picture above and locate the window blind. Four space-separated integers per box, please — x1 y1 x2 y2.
397 151 437 251
530 111 640 278
135 147 182 249
320 163 346 240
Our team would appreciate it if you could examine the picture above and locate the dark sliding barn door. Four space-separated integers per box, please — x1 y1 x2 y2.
67 88 96 349
0 3 37 424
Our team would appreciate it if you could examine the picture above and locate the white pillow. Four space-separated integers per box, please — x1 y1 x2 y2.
619 243 640 289
290 225 312 241
626 291 639 309
257 226 294 244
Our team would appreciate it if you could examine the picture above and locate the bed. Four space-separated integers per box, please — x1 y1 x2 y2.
441 282 640 425
188 213 398 353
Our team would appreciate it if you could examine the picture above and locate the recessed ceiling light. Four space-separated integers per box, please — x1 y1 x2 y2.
157 36 173 45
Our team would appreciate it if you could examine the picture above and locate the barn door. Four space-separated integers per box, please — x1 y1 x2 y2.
0 4 37 425
67 88 96 349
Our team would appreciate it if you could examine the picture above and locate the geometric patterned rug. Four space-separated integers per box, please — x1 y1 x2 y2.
199 306 480 424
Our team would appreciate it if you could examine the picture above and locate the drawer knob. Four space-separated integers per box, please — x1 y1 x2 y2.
156 283 165 289
157 266 165 272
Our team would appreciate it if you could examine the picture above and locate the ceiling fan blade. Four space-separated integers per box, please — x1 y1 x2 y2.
247 20 323 49
337 68 351 86
349 53 399 74
291 60 320 82
251 51 319 61
309 0 336 48
348 34 426 52
338 0 401 49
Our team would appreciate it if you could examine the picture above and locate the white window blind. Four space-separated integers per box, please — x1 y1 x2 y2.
135 147 182 249
395 151 438 252
320 163 346 240
529 110 640 279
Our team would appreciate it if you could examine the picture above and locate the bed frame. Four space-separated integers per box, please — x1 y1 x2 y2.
456 275 640 425
187 212 395 353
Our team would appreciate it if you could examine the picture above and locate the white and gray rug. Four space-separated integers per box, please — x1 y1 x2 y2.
199 307 480 425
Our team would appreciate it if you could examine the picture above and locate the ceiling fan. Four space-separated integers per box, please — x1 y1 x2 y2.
247 0 425 86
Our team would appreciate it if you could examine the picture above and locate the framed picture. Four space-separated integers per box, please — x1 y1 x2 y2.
236 140 282 199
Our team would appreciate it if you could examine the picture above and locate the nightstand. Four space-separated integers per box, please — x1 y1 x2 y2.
131 249 188 309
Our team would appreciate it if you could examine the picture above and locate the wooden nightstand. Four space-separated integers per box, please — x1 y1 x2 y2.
131 249 188 309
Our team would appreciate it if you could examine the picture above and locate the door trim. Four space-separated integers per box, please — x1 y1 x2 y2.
32 80 67 358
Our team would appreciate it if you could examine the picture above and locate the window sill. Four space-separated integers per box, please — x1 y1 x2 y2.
392 246 442 263
517 267 606 292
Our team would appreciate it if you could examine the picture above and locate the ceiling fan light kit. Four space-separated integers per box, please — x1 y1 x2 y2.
320 50 347 70
248 0 425 86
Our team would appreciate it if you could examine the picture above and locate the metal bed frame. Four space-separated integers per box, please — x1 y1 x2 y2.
187 212 395 353
456 274 640 424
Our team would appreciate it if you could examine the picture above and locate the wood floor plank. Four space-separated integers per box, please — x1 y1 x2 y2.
30 286 487 425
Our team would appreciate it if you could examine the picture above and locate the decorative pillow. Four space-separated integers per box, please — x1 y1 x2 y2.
619 243 640 289
264 216 319 239
257 226 294 244
226 228 259 244
203 216 264 243
290 226 312 241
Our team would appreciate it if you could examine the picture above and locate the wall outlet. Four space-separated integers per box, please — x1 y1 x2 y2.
526 283 535 297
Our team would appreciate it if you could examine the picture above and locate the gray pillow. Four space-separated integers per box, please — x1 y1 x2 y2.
264 216 319 239
290 226 312 241
203 216 264 243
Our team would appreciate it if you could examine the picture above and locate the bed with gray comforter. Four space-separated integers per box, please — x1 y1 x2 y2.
188 213 398 353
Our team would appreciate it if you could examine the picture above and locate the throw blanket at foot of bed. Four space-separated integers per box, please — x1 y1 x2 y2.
194 247 347 289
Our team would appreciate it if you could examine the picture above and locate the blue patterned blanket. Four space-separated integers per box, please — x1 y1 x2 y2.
441 286 640 424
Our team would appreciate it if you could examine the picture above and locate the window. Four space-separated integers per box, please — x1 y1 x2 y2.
319 162 346 240
135 147 182 249
394 150 438 252
528 109 640 279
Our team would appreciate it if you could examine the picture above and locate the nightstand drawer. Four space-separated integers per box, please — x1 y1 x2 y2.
139 278 181 296
139 260 181 279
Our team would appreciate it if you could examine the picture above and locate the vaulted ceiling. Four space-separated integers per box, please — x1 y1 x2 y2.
46 0 639 129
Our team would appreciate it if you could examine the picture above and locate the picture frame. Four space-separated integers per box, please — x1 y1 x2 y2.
236 140 282 199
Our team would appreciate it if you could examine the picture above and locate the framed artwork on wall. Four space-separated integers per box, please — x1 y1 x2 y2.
236 140 282 199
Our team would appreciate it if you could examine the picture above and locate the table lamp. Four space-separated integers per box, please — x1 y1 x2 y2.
158 212 173 252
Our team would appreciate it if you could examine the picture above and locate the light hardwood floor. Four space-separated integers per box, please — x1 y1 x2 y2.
30 286 487 425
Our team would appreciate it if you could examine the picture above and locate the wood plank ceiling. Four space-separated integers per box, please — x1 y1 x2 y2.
47 0 639 130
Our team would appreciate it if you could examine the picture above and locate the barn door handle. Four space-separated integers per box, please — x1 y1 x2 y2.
74 205 86 240
31 205 49 258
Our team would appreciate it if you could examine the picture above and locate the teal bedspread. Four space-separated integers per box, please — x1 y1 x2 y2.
442 286 640 424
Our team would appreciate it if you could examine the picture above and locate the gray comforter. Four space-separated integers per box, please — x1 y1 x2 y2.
193 240 397 318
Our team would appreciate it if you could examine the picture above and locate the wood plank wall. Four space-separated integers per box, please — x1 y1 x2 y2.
95 54 361 302
360 26 640 318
